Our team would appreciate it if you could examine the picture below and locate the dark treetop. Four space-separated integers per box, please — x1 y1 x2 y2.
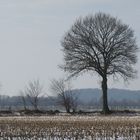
61 13 138 80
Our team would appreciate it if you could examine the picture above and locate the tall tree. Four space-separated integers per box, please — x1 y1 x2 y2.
61 13 138 114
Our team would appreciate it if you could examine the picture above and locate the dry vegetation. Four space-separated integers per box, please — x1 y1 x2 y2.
0 115 140 139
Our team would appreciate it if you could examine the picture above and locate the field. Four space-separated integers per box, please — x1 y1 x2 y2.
0 115 140 140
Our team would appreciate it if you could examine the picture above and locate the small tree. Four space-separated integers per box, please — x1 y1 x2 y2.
20 91 28 111
61 13 138 114
50 78 78 113
21 79 43 111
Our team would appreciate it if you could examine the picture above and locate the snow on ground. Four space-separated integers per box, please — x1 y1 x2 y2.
0 114 140 121
0 115 140 139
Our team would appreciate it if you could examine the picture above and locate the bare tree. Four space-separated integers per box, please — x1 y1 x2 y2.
20 91 28 111
50 78 78 113
21 79 43 111
61 13 138 114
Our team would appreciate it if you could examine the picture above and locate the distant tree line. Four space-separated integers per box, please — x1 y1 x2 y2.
1 93 140 112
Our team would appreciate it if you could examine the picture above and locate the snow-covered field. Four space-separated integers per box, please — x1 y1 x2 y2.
0 115 140 139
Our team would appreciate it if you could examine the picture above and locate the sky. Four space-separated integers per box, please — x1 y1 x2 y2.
0 0 140 96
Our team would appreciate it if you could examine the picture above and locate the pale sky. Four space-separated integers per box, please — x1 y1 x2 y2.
0 0 140 96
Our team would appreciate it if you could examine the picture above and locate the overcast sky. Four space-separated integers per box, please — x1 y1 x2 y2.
0 0 140 96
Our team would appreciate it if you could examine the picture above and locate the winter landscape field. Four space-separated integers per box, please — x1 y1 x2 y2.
0 0 140 140
0 115 140 140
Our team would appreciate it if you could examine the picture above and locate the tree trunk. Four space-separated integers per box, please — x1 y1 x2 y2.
101 76 110 114
66 106 70 113
34 104 38 111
